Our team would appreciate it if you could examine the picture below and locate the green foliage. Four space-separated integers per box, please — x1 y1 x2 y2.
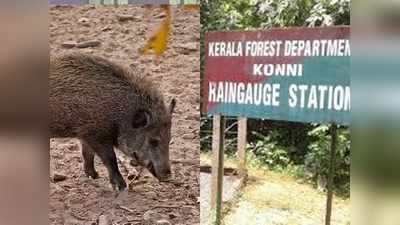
247 131 291 171
200 0 351 197
247 120 313 164
200 116 212 151
201 0 350 31
246 125 350 197
305 124 350 197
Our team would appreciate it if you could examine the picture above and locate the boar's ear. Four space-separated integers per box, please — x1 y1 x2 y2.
169 98 176 114
132 110 150 128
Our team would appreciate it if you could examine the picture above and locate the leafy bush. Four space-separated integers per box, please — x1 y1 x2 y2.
305 125 350 197
200 0 351 197
201 0 350 30
246 125 350 197
247 131 291 171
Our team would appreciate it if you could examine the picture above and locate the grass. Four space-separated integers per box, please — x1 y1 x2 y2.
200 152 350 225
200 152 239 168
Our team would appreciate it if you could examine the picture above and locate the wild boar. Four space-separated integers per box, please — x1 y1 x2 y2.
50 53 176 191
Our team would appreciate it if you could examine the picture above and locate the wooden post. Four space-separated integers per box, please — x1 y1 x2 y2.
211 115 225 225
237 117 247 178
325 123 337 225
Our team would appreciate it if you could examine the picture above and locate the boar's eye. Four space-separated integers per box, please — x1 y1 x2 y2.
132 110 150 128
149 138 160 147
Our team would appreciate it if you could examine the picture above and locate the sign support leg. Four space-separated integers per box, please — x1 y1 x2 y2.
211 115 225 225
325 123 338 225
237 117 247 178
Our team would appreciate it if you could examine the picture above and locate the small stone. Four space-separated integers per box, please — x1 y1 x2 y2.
154 14 166 19
84 221 96 225
101 26 112 32
76 40 101 48
182 134 195 140
78 17 90 26
168 213 177 219
78 17 88 22
177 42 198 55
181 206 195 215
52 173 67 183
143 210 154 221
98 215 110 225
143 210 163 221
117 14 136 22
181 42 198 50
156 219 171 225
61 41 77 48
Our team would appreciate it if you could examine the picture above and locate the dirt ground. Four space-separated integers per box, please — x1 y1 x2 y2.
200 153 350 225
199 172 242 225
223 169 350 225
49 5 200 225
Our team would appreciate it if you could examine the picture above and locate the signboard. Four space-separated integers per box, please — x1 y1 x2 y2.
203 26 350 125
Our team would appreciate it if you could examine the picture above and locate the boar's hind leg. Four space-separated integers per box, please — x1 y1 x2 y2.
85 138 127 191
81 140 99 179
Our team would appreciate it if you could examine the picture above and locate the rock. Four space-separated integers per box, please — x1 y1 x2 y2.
84 221 96 225
182 134 195 140
101 26 112 32
185 114 199 121
98 215 110 225
156 219 171 225
78 17 89 23
117 14 136 22
76 40 101 48
61 41 77 49
52 173 67 183
176 42 198 55
181 206 195 215
78 17 90 26
154 14 166 19
51 4 74 10
168 213 177 219
143 210 154 221
181 42 198 50
143 210 163 221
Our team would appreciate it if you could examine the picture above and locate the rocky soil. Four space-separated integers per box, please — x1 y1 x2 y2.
49 5 200 225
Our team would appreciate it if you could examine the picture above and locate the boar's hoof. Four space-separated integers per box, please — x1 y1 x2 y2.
111 176 127 191
84 169 99 179
159 174 173 182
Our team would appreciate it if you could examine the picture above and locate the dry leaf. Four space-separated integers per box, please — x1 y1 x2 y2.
139 5 171 57
183 4 200 12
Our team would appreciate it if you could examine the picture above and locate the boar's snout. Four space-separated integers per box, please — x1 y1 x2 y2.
147 161 172 182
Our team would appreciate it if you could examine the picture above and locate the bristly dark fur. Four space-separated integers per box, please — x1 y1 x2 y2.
50 53 174 190
49 52 169 142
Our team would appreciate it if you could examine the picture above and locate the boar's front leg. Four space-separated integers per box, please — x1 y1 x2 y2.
85 138 126 191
